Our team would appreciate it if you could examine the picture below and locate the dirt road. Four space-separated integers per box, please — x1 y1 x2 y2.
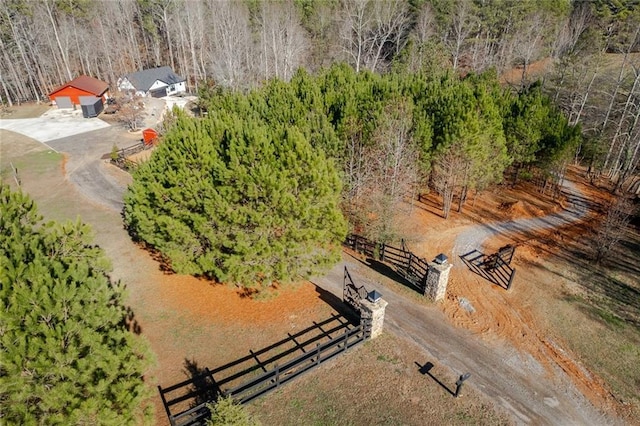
313 257 617 425
453 179 590 258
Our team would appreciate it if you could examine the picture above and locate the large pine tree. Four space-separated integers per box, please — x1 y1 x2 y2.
0 185 151 424
123 111 347 288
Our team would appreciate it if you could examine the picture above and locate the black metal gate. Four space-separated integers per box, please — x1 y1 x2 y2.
343 266 369 314
460 245 516 290
344 234 430 294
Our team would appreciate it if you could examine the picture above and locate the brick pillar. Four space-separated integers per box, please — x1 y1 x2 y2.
424 256 452 302
360 296 388 339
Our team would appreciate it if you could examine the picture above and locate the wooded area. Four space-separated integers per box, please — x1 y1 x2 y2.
1 0 638 186
122 62 582 285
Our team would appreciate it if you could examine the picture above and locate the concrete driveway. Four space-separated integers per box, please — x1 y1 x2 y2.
0 107 110 148
1 106 139 212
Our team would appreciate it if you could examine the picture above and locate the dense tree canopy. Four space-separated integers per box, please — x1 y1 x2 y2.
0 185 151 424
123 111 347 287
3 0 634 189
127 64 578 278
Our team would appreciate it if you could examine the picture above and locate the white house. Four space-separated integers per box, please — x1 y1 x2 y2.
118 66 186 98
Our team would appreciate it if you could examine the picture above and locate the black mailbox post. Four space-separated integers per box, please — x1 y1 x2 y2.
455 373 471 397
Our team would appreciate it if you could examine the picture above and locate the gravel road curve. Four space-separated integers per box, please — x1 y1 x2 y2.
453 179 590 258
46 126 133 211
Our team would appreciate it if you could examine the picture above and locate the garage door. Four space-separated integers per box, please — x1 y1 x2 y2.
150 87 167 98
55 96 73 109
79 95 99 105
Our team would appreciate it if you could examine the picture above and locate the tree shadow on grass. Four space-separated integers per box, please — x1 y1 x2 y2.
183 359 222 406
122 306 142 335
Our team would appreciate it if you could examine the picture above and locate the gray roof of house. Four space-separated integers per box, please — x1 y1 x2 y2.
123 66 185 92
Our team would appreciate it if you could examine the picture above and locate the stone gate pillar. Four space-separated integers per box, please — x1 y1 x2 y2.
424 254 452 302
360 290 388 339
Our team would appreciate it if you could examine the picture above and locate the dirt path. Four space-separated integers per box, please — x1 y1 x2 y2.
453 178 590 258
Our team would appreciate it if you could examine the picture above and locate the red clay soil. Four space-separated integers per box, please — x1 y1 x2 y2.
408 167 625 416
157 275 330 327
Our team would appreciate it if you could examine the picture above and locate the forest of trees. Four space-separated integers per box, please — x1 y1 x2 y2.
0 185 151 424
124 63 577 281
1 0 638 187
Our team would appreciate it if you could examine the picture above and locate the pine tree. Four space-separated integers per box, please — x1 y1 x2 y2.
0 185 151 425
124 111 347 288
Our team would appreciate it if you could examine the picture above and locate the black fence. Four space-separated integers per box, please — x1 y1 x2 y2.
158 313 365 426
345 234 430 294
157 368 218 426
225 325 365 404
343 266 369 314
460 245 516 290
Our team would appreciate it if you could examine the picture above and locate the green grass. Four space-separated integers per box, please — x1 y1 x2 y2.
376 353 400 364
12 150 62 175
593 307 626 329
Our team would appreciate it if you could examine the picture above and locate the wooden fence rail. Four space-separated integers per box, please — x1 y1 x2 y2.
225 325 365 404
117 141 148 158
158 324 366 426
158 309 366 426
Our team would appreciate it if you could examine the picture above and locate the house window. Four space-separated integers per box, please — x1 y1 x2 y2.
169 85 175 92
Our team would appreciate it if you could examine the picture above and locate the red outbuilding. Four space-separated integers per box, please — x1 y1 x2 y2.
142 128 159 146
48 75 109 110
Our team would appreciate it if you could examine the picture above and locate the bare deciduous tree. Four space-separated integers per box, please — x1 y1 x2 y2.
443 0 478 71
593 196 634 263
431 141 467 219
257 1 309 82
208 1 253 88
366 100 419 241
117 95 146 132
340 0 410 73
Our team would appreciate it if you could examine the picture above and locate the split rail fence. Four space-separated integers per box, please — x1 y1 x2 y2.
158 268 371 426
111 141 152 171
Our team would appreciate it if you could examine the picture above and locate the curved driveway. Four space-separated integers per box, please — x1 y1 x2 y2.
314 178 616 425
453 179 590 257
45 125 131 211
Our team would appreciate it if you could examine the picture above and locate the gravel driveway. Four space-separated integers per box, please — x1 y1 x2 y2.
453 179 591 258
312 255 617 426
45 126 134 211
